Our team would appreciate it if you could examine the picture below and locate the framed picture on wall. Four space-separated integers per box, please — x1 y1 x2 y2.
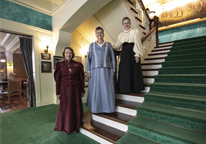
53 56 64 69
41 61 52 73
41 53 51 60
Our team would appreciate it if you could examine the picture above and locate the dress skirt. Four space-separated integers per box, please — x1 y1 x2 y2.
54 84 83 134
87 68 115 113
117 42 144 93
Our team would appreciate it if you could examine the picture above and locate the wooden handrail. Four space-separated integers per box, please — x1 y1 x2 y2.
141 26 156 43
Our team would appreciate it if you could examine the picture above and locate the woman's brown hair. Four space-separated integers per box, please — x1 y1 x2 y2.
62 47 75 58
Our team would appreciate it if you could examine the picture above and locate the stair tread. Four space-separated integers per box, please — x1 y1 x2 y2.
116 99 142 110
128 117 206 144
145 92 206 101
145 57 165 60
138 102 206 121
81 111 121 143
116 93 144 97
94 111 134 124
116 133 158 144
152 82 206 87
166 52 206 57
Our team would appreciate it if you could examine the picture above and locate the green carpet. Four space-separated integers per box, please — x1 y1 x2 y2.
0 103 98 144
116 36 206 144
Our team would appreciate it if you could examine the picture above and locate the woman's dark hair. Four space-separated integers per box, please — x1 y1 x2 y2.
62 47 75 58
122 17 131 24
95 26 104 33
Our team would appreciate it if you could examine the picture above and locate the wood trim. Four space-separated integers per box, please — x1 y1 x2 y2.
145 57 165 60
143 76 154 78
116 103 136 110
152 48 170 52
155 45 172 48
116 93 144 97
141 63 162 65
159 41 174 45
148 52 168 56
142 69 158 71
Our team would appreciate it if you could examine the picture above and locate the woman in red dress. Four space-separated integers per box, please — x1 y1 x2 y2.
54 47 85 134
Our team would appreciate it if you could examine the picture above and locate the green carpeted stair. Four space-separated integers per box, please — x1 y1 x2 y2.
116 36 206 144
154 74 206 84
144 92 206 112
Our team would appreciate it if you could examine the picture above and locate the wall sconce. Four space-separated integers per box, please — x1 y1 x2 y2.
0 59 6 62
44 45 49 54
7 62 13 66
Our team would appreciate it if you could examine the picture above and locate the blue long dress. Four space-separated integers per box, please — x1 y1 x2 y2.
87 41 116 113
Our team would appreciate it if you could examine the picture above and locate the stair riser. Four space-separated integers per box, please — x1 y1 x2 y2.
144 78 154 85
154 76 206 84
127 124 188 144
92 114 128 132
155 46 172 50
168 48 206 56
80 128 112 144
159 43 174 47
141 86 150 93
136 108 206 132
150 85 206 96
116 106 137 116
147 54 167 58
145 59 165 63
171 43 206 51
159 67 206 74
151 50 170 54
143 71 158 76
145 95 206 112
162 60 206 67
116 94 144 103
165 53 206 61
174 37 206 45
142 64 162 69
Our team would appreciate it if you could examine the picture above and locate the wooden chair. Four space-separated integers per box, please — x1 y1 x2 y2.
0 79 22 107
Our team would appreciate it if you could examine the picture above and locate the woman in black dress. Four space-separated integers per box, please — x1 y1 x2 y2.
113 17 144 93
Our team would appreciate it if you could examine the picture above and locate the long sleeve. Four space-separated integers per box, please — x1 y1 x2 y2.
133 29 143 57
109 43 116 72
78 62 85 93
113 33 122 51
54 62 61 95
87 44 92 73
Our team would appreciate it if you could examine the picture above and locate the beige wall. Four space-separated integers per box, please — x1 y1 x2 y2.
70 29 91 72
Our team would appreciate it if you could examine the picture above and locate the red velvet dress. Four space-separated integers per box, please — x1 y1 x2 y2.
54 60 85 134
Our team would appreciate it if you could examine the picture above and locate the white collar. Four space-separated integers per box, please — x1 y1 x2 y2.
96 40 106 47
124 27 132 33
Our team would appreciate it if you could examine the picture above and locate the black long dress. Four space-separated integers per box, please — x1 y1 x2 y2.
117 42 144 93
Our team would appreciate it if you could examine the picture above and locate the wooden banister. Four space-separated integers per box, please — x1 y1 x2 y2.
138 0 151 22
141 26 156 43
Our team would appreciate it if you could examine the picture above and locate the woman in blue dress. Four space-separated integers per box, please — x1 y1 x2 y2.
87 26 116 113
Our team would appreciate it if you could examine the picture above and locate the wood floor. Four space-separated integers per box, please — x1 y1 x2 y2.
0 96 28 113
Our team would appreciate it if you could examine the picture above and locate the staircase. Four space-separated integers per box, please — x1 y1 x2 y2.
79 39 172 143
116 36 206 144
80 36 206 144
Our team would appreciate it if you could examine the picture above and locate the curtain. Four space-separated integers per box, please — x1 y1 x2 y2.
19 37 36 107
